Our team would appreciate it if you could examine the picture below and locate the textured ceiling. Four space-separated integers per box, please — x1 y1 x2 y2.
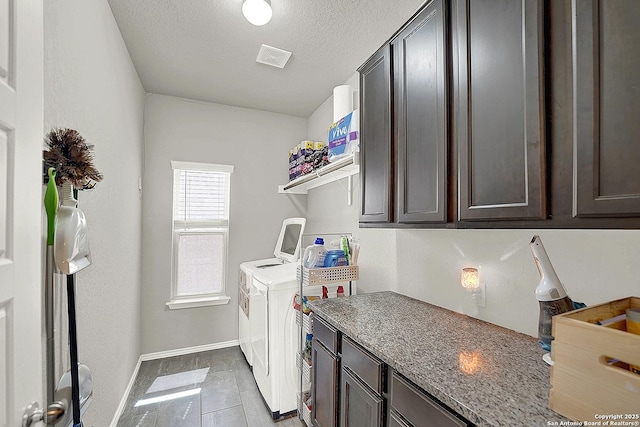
107 0 426 117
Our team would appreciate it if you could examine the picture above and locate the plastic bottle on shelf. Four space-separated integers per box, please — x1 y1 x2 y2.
303 333 313 364
302 237 327 268
322 286 328 299
337 286 345 297
324 250 348 267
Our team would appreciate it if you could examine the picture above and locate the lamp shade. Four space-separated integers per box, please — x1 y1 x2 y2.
242 0 272 26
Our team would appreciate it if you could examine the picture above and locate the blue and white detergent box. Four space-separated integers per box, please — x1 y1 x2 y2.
328 109 359 162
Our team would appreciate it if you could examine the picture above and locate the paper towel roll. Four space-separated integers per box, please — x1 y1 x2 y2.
333 85 353 123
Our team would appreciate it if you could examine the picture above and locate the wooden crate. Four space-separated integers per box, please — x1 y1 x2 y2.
550 297 640 421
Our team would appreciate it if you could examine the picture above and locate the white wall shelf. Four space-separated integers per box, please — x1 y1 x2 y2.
278 153 359 203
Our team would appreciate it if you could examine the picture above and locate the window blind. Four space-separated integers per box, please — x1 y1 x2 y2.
171 162 233 230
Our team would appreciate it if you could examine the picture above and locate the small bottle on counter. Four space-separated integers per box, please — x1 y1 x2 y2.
336 286 345 297
322 286 328 299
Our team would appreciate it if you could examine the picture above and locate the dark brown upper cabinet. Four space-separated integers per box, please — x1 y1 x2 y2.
572 0 640 217
357 0 640 229
454 0 546 221
394 0 448 224
359 45 394 223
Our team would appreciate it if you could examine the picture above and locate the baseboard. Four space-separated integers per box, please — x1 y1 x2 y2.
109 339 240 426
140 339 240 361
109 355 143 427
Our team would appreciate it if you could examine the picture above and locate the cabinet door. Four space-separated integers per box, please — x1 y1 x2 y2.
312 340 340 427
454 0 546 221
389 411 411 427
340 368 384 427
359 45 394 223
573 0 640 217
395 0 448 224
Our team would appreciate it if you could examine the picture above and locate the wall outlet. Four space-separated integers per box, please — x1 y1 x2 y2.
473 282 486 308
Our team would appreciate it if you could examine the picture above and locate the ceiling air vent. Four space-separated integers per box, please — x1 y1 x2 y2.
256 44 292 69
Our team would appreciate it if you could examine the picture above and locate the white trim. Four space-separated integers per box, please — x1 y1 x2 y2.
140 339 240 361
171 160 234 173
109 339 240 426
165 295 231 310
109 356 143 427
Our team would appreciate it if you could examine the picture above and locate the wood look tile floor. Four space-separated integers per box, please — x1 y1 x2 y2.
116 346 305 427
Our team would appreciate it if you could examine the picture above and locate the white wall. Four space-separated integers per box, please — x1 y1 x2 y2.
142 94 307 353
44 0 145 426
306 76 640 339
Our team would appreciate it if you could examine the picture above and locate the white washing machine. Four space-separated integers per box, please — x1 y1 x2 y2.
238 218 305 418
239 256 285 367
249 264 300 418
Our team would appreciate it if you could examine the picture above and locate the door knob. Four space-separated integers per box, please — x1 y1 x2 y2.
22 400 67 427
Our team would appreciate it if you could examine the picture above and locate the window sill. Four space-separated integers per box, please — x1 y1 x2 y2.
166 295 231 310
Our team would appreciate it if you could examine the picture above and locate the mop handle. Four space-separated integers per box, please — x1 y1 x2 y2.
66 274 82 426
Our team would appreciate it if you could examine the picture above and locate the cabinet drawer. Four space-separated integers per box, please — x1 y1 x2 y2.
341 336 384 394
391 372 467 427
314 315 339 355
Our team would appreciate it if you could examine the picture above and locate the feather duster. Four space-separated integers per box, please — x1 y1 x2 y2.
43 128 103 189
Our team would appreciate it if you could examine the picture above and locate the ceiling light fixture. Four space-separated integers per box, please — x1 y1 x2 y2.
242 0 272 26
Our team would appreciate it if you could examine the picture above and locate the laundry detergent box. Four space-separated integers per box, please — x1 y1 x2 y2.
289 143 300 180
312 141 329 170
288 148 296 181
301 140 315 175
328 110 359 162
296 142 308 176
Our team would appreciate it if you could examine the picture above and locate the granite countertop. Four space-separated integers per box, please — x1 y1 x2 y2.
308 291 569 427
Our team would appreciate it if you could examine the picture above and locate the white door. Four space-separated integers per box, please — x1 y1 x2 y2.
0 0 45 425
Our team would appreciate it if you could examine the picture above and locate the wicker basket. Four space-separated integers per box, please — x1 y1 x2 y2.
297 265 359 286
297 391 312 426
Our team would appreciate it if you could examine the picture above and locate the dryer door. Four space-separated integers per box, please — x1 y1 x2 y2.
250 279 269 375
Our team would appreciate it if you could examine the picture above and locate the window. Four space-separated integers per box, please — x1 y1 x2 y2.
167 161 234 309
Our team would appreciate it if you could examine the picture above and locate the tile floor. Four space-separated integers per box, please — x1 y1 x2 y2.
116 346 305 427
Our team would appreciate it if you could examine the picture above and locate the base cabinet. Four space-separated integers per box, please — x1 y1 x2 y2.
311 318 341 427
311 341 340 427
340 368 384 427
312 315 470 427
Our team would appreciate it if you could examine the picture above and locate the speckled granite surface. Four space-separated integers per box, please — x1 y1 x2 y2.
309 291 569 427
